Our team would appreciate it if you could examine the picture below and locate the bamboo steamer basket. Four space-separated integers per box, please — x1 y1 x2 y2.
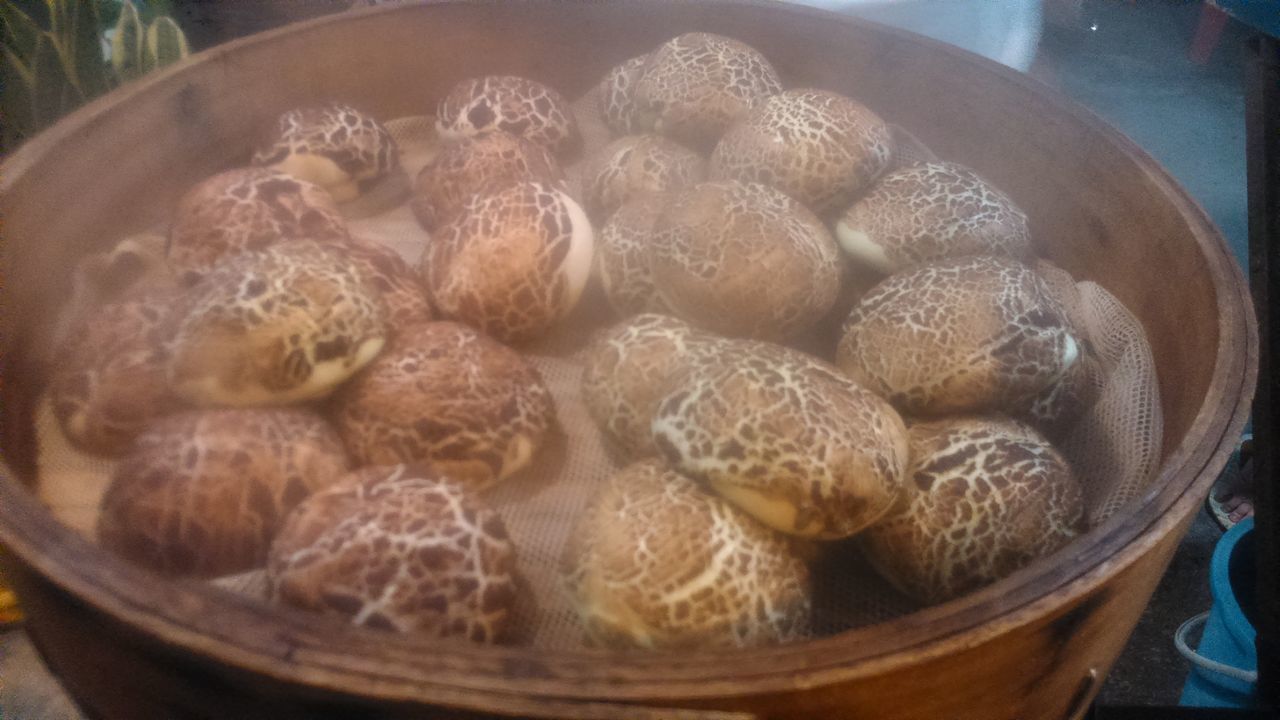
0 2 1256 718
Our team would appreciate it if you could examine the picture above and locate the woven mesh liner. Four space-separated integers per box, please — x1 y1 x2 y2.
564 87 614 203
1034 261 1164 525
886 124 939 171
1061 283 1165 523
36 93 1163 649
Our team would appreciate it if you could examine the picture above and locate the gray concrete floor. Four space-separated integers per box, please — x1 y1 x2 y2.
0 632 84 720
1030 0 1251 707
1032 0 1249 267
1098 508 1224 706
0 0 1254 715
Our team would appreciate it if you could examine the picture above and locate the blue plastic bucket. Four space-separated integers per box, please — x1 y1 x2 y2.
1178 517 1258 707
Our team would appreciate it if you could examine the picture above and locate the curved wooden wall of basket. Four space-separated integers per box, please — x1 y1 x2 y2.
0 2 1257 719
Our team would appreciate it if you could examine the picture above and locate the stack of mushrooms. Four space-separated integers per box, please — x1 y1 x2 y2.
573 32 1089 649
52 30 1096 652
55 95 572 642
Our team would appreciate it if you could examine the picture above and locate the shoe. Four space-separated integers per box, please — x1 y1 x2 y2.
1206 434 1255 532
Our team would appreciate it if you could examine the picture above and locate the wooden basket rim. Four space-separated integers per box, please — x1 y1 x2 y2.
0 0 1257 707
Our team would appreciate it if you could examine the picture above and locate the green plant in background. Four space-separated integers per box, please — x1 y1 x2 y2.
1 0 189 149
109 0 188 81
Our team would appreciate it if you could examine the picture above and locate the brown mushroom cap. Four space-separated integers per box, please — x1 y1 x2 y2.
435 76 580 157
582 134 706 221
167 241 388 408
343 237 435 332
836 255 1081 417
167 168 350 283
652 341 909 539
269 464 518 641
631 33 783 150
410 129 565 232
330 321 554 490
711 89 894 216
1016 341 1102 438
581 313 720 459
97 408 350 577
595 192 675 317
649 180 840 340
49 288 184 456
598 54 649 137
859 416 1085 603
836 162 1031 275
420 180 594 343
252 103 400 203
563 459 811 649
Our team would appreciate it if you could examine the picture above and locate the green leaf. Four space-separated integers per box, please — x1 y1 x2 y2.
59 69 80 115
96 0 121 29
43 0 68 36
111 0 142 81
1 46 37 137
145 0 176 23
30 32 69 130
143 15 186 72
0 3 43 58
1 45 35 87
68 0 108 95
43 29 87 102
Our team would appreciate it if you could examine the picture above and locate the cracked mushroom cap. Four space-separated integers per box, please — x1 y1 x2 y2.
252 103 400 204
97 408 350 577
1016 341 1102 439
652 341 909 539
563 459 811 649
836 255 1081 417
582 134 706 221
598 54 649 137
710 89 894 216
49 288 185 456
649 180 840 340
167 168 350 283
859 416 1085 604
631 33 782 150
435 76 580 157
410 129 565 232
596 192 675 317
836 162 1031 275
343 237 435 332
420 180 594 343
330 321 554 490
167 241 388 408
268 464 518 641
581 313 720 459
